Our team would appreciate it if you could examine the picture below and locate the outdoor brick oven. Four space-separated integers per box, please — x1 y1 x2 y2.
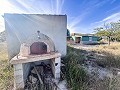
4 14 67 89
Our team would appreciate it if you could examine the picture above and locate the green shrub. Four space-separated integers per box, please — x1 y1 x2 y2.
62 46 88 90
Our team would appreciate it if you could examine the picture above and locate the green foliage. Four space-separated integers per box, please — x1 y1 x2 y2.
114 31 120 41
96 30 109 37
94 20 120 42
63 46 88 90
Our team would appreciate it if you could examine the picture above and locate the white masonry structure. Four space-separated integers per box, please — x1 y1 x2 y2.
4 14 67 89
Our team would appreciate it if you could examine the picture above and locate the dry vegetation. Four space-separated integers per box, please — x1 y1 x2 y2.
83 42 120 90
88 42 120 68
90 42 120 55
62 46 89 90
0 42 14 90
66 42 120 90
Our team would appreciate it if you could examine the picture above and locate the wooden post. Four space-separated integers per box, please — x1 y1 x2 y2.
33 65 43 85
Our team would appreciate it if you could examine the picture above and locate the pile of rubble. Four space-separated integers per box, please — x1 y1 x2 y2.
24 62 57 90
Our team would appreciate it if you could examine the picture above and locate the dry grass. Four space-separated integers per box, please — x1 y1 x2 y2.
80 42 120 90
0 42 8 60
90 42 120 55
64 46 120 90
0 42 14 90
87 42 120 68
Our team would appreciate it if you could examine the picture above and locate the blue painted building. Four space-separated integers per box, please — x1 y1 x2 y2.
71 33 98 44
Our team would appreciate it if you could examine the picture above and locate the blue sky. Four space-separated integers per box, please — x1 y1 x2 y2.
0 0 120 33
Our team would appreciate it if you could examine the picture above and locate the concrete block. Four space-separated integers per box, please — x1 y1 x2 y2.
55 63 61 68
55 57 61 63
14 64 23 71
55 73 60 79
55 67 60 73
14 69 23 76
14 64 24 89
14 75 24 86
15 82 24 90
55 57 61 69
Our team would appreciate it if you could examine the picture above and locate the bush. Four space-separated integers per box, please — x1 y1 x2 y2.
96 52 120 68
62 46 88 90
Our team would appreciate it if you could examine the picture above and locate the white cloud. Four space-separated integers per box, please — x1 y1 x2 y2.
90 12 120 31
67 0 111 33
0 0 65 15
102 12 120 22
67 25 92 34
0 0 65 32
0 0 25 32
0 0 24 15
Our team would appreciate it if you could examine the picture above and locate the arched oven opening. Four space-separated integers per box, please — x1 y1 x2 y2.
30 42 47 55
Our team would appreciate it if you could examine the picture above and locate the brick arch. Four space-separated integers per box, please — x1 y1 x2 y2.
30 42 47 55
19 32 55 56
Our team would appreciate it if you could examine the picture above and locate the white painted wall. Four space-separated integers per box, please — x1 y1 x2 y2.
4 14 67 60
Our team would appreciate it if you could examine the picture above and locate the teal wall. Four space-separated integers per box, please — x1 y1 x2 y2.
82 36 98 41
92 36 98 41
82 36 89 41
72 36 98 43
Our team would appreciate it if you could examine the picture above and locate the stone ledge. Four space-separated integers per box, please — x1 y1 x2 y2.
10 52 61 64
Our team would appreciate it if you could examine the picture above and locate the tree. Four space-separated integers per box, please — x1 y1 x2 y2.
94 27 103 33
94 20 120 45
109 21 120 42
95 30 109 37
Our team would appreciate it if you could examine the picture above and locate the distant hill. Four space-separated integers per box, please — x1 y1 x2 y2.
0 31 6 42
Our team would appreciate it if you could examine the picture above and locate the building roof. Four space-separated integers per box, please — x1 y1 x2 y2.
4 13 66 16
71 33 97 37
